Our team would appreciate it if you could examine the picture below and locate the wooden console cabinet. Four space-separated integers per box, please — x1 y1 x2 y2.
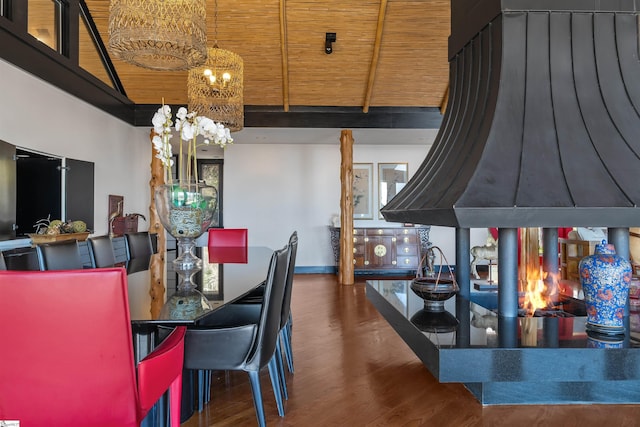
330 226 430 273
559 238 597 282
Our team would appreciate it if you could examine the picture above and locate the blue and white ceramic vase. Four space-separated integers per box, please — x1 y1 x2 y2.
579 240 632 335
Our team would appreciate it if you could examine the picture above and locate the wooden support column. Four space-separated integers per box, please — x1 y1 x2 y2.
339 130 354 285
279 0 290 112
148 129 166 319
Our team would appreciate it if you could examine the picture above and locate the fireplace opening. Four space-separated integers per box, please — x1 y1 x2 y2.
516 293 586 318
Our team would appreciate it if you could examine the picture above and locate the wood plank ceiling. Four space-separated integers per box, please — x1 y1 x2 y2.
80 0 450 112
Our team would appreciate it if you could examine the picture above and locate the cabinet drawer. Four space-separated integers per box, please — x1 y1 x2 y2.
397 228 417 235
396 244 419 256
397 256 419 268
396 234 418 244
366 228 395 237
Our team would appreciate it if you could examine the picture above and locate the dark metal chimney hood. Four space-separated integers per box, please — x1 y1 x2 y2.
381 0 640 228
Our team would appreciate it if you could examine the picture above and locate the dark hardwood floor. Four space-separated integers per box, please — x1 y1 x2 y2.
182 274 640 427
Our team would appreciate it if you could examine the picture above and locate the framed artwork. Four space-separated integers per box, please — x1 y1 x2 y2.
378 163 408 218
198 159 224 227
353 163 374 219
108 195 123 219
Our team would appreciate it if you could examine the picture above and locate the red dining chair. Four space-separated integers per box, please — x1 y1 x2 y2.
0 268 186 427
207 227 248 248
208 228 249 263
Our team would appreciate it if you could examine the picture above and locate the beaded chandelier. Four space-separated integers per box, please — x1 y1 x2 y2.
188 46 244 132
108 0 208 71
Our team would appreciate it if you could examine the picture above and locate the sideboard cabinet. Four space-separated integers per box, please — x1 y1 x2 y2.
330 226 430 273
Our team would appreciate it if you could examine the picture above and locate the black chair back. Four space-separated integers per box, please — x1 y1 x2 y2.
124 232 153 259
185 245 290 371
88 235 117 268
245 244 290 371
0 251 6 270
280 231 298 329
37 240 84 271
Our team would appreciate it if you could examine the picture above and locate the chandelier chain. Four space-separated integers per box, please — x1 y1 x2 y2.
187 0 244 131
214 0 219 47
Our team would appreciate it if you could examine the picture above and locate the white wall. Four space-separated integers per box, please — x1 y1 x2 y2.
1 57 489 268
0 58 150 236
223 139 489 269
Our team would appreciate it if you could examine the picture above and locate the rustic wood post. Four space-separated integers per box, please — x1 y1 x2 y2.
339 130 355 285
148 129 166 318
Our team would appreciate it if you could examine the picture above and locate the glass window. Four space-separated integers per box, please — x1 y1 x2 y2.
28 0 62 52
78 12 114 89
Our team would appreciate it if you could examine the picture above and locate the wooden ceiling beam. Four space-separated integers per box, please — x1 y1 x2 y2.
280 0 290 112
363 0 388 114
440 82 449 114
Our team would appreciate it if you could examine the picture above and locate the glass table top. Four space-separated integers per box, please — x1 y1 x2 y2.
367 279 640 349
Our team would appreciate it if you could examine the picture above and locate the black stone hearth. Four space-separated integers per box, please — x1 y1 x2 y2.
375 0 640 406
367 280 640 405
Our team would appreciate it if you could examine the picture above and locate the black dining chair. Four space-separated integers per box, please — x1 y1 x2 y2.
167 245 290 427
233 232 298 396
88 235 117 268
278 231 298 377
124 231 153 260
36 240 84 271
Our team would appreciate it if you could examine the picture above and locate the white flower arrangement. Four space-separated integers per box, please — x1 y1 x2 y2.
152 104 233 186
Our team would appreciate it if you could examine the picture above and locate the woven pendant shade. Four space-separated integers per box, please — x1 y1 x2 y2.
188 47 244 132
108 0 207 71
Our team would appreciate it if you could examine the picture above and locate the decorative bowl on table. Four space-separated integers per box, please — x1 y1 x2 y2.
410 277 459 312
28 217 90 245
28 231 90 245
410 245 459 312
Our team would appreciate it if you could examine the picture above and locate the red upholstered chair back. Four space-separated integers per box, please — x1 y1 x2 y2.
0 268 183 427
208 228 248 248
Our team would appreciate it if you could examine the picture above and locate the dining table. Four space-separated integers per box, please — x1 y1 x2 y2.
125 245 274 425
127 246 272 323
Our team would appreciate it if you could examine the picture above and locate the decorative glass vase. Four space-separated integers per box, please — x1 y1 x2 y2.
579 240 632 336
154 182 217 319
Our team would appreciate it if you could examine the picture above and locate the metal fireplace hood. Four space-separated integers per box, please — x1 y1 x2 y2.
381 0 640 228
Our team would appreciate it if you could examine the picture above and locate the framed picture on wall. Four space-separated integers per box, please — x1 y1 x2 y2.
353 163 374 219
197 159 224 227
378 163 408 218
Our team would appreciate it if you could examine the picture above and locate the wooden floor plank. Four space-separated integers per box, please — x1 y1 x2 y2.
182 274 640 426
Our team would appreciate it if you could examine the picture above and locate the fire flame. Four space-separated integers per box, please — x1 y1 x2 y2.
518 228 560 317
521 267 559 316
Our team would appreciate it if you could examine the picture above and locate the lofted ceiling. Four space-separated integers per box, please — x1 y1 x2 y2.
80 0 451 113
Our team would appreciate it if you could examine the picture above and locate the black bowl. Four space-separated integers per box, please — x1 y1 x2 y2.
410 309 459 333
410 277 458 311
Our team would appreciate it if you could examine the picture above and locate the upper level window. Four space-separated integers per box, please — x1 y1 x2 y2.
28 0 63 52
78 10 114 89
